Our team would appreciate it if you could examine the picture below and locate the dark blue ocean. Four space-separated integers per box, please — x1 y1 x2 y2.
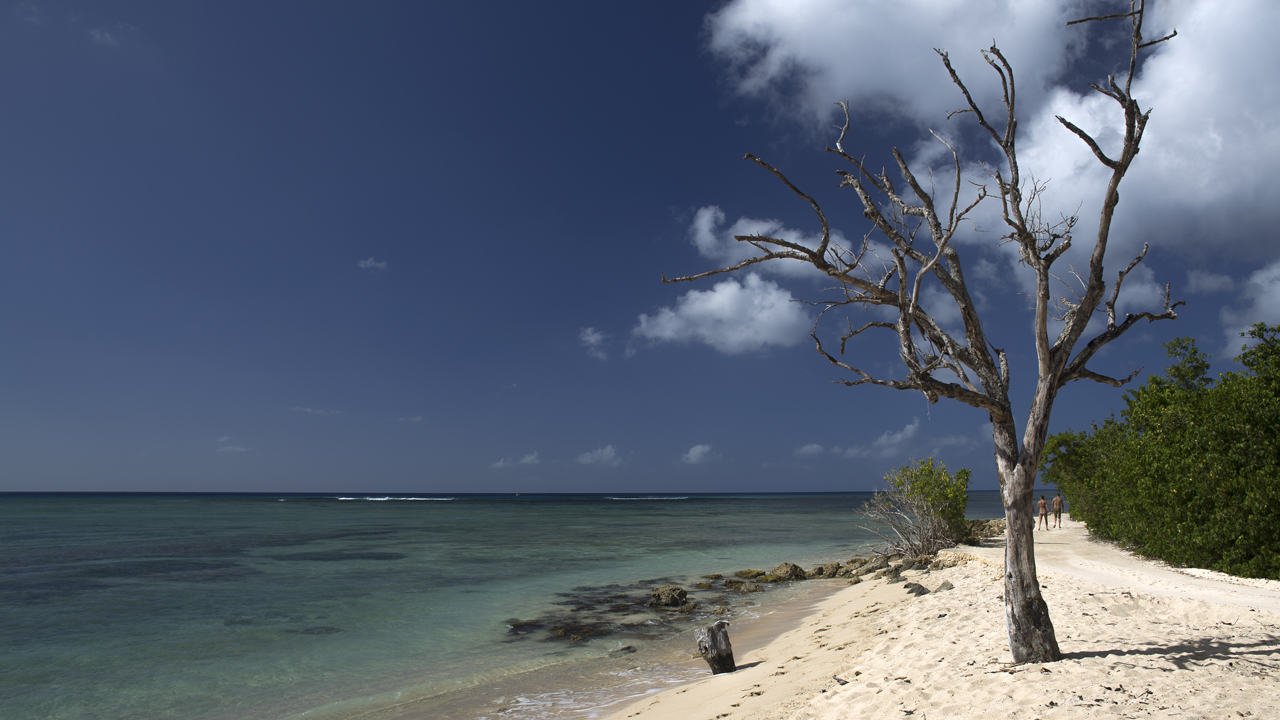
0 492 1004 720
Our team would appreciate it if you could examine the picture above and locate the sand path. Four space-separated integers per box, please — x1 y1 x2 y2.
603 519 1280 720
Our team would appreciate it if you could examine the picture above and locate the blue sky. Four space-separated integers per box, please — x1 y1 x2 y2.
3 1 1277 493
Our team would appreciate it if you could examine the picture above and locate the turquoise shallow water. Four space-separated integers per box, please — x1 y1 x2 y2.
0 492 1004 720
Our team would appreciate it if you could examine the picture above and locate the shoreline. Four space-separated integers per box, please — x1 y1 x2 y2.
604 518 1280 719
302 553 865 720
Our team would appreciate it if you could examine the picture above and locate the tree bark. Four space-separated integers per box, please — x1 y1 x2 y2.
695 620 736 674
995 420 1062 663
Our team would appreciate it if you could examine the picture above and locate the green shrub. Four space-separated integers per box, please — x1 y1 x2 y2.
1044 325 1280 579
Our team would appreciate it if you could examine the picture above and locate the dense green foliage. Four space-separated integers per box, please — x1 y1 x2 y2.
1043 324 1280 578
865 458 971 556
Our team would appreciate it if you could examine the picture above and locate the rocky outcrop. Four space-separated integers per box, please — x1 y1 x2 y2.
647 584 687 607
902 554 936 571
771 562 807 581
903 581 931 596
871 564 903 581
855 556 889 577
967 518 1007 540
735 569 766 579
806 562 842 579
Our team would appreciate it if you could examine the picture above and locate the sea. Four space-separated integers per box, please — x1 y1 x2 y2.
0 492 1005 720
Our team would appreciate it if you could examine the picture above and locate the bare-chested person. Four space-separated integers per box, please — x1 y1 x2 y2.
1037 495 1049 530
1052 493 1064 528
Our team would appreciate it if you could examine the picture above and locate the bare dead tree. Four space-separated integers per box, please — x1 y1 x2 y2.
664 1 1180 664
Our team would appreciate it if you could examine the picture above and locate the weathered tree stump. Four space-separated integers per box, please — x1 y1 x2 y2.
695 620 736 674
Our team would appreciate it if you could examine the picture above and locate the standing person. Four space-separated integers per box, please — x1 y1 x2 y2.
1037 495 1049 530
1052 493 1064 528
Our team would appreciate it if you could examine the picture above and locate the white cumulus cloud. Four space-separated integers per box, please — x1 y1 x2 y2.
632 272 810 354
357 257 389 271
577 445 621 467
705 0 1280 344
1220 260 1280 358
706 0 1079 128
681 444 718 465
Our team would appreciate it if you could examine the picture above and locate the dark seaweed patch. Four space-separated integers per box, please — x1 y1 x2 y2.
0 578 112 604
77 560 243 578
287 626 343 635
266 551 407 562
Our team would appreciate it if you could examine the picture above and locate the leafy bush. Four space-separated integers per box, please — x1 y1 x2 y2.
1044 325 1280 578
863 457 971 556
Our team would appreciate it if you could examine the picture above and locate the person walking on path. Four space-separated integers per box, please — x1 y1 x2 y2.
1052 493 1064 528
1038 496 1050 530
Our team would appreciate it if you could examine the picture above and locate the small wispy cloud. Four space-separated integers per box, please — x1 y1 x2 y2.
577 445 621 467
217 445 251 453
492 451 540 469
1188 270 1234 294
793 443 825 457
291 407 341 415
16 2 45 26
216 436 232 443
579 327 608 361
357 257 389 271
89 28 118 47
833 418 921 459
681 444 719 465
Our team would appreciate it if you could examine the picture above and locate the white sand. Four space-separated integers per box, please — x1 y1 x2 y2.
603 518 1280 719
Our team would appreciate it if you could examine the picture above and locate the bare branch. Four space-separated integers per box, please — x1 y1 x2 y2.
662 250 809 284
1056 117 1119 169
743 154 833 261
1104 243 1149 327
1067 11 1138 26
936 49 1003 146
929 129 962 230
1139 30 1177 49
1065 367 1143 387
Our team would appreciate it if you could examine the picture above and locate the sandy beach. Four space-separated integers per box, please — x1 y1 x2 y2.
604 518 1280 719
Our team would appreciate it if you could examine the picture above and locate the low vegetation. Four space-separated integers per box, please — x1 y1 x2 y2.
863 457 971 557
1043 324 1280 579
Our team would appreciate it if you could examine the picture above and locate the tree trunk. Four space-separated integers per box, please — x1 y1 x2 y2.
995 422 1062 664
695 620 736 674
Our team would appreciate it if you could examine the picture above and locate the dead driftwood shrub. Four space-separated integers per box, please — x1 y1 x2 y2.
863 458 970 557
